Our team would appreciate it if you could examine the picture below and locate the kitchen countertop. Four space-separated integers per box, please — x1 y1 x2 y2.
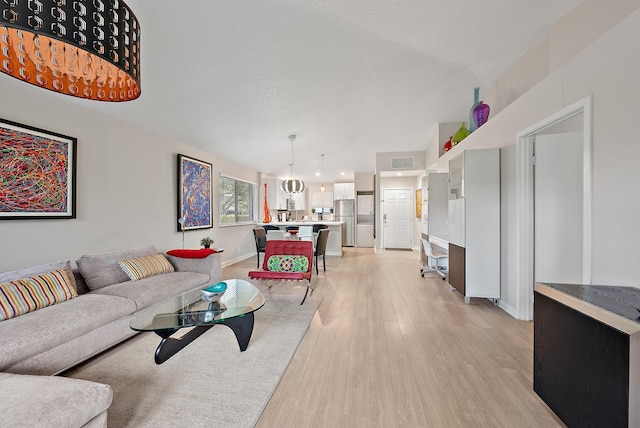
257 221 344 256
535 283 640 334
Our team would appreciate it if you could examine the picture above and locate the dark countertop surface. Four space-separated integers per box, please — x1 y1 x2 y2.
543 283 640 324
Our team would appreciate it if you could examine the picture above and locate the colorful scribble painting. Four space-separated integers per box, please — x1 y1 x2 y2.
0 119 76 219
177 154 212 231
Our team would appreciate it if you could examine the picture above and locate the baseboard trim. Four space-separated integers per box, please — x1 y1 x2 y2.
498 299 522 320
222 253 255 268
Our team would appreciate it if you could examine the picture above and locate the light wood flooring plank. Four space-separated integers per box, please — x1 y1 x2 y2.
224 247 565 427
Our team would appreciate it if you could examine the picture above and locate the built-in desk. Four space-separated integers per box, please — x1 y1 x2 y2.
428 236 448 252
258 222 343 256
534 283 640 428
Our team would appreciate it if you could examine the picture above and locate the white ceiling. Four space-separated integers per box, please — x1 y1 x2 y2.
73 0 582 184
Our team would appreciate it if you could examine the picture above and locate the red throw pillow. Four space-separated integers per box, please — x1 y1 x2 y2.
166 248 218 259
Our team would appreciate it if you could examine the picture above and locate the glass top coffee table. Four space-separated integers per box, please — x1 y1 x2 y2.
130 278 265 364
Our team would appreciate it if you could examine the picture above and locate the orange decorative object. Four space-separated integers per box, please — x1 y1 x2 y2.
263 183 272 223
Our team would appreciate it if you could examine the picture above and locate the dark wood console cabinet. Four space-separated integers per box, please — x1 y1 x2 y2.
448 243 465 296
534 283 640 427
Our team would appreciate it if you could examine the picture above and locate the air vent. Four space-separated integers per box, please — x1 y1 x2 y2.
391 157 415 169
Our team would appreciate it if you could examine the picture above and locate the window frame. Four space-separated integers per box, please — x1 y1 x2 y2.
218 174 257 226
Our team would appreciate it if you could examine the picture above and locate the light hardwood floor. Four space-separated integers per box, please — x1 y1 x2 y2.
224 247 565 427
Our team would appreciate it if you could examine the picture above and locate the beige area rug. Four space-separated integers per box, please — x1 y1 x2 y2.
65 294 320 428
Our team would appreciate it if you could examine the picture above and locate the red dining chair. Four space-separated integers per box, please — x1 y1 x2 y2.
248 240 314 304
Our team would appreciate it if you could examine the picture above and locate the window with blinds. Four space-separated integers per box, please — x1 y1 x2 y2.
219 175 256 225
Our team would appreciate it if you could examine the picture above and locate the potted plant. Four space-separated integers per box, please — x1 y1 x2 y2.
200 236 214 249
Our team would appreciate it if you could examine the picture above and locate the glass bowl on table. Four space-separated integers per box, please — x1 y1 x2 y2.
201 281 227 302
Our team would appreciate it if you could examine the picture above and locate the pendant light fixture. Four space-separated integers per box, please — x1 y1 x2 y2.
280 134 305 194
319 154 326 193
0 0 141 101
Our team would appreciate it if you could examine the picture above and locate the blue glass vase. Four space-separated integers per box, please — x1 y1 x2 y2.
468 87 480 133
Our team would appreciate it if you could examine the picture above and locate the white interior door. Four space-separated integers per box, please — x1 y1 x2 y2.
382 188 412 249
534 131 584 284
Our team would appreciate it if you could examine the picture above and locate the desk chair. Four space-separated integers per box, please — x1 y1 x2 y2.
248 240 314 304
262 225 281 232
253 227 266 268
420 238 448 280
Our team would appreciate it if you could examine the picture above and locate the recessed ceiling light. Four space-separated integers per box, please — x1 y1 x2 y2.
315 172 320 176
341 172 345 176
397 172 403 176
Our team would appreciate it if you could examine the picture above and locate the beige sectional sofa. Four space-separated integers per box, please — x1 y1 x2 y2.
0 245 222 428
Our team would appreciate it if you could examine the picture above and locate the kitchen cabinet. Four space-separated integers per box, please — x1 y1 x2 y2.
291 189 306 210
448 149 500 304
357 224 374 247
266 178 286 210
334 182 355 200
357 194 374 215
311 191 334 208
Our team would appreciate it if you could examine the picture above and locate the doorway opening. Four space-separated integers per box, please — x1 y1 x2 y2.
514 95 592 320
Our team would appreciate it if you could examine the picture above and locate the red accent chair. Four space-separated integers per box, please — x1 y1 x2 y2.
248 240 314 304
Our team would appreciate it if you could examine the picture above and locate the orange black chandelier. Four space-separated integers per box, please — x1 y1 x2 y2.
0 0 140 101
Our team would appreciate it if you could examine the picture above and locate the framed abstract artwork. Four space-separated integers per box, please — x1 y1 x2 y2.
416 188 422 219
0 118 77 220
177 154 213 231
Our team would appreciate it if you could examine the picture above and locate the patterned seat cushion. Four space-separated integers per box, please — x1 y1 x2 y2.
267 255 309 272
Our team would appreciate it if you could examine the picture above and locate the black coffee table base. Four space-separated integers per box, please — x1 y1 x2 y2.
153 312 255 364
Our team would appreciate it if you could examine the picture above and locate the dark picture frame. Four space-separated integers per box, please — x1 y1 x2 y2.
0 118 77 220
177 154 213 231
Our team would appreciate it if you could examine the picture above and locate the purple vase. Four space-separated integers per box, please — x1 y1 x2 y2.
472 101 490 129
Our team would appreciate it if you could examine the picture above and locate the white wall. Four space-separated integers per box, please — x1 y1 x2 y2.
428 5 640 316
548 0 640 72
0 80 259 272
499 145 517 313
375 150 426 252
564 9 640 285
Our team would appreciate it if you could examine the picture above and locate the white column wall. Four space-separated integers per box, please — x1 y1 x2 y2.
453 8 640 315
562 10 640 285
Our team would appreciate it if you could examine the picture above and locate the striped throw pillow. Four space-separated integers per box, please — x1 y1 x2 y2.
267 255 309 272
0 268 78 321
119 254 175 281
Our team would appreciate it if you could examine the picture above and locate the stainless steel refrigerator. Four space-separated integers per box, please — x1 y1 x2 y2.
334 199 355 247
